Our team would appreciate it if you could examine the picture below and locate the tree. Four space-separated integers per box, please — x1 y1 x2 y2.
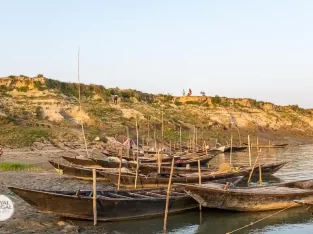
200 91 206 96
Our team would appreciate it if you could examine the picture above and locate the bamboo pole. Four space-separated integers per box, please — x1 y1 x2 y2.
154 131 157 150
247 137 261 185
157 148 161 174
195 127 198 149
92 168 97 226
169 141 172 155
163 157 175 233
147 116 150 140
161 107 164 140
257 137 262 186
193 126 196 153
135 117 139 189
77 47 81 111
180 126 182 153
248 135 252 166
117 147 122 190
229 134 233 165
198 159 202 211
126 126 130 157
77 47 89 157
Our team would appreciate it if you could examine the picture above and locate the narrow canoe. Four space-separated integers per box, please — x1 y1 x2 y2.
8 187 198 221
224 146 248 152
160 155 216 167
61 156 98 167
134 161 287 175
243 143 289 148
48 161 110 182
91 158 129 168
101 170 250 189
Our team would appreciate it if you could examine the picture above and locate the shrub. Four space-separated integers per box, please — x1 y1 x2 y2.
0 85 8 92
211 95 221 105
0 126 50 147
16 86 29 92
120 91 131 99
174 101 183 106
34 81 46 91
186 101 201 105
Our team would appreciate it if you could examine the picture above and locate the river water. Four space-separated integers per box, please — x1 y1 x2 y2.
76 145 313 234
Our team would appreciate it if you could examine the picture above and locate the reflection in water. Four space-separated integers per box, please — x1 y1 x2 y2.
73 145 313 234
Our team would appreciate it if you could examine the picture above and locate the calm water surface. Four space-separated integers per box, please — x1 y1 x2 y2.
76 145 313 234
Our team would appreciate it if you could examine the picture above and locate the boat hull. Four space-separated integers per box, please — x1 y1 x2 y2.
103 170 250 188
178 178 313 212
48 161 110 182
8 187 198 221
62 156 98 167
180 184 313 212
91 158 128 168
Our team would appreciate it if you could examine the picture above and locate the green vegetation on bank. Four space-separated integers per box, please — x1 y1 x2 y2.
0 125 50 147
0 162 42 171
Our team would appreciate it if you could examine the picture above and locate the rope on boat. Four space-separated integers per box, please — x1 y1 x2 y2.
226 203 298 234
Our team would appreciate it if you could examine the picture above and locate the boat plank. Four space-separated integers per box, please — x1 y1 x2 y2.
107 192 135 199
127 192 156 199
144 191 167 198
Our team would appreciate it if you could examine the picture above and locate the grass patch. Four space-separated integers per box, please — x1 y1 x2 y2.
0 162 42 171
0 125 51 147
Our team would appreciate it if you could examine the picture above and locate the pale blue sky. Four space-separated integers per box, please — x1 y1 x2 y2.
1 0 312 108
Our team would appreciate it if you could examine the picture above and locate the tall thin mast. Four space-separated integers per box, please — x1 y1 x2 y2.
77 47 89 157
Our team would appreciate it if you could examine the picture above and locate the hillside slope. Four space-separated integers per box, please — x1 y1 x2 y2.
0 75 312 148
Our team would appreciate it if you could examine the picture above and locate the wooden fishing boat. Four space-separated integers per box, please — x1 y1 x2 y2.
48 161 110 182
62 156 99 167
140 156 178 164
134 164 210 174
224 146 248 152
8 186 198 221
102 150 120 157
207 146 226 154
134 161 287 175
101 169 250 188
243 143 289 148
176 178 313 212
160 155 216 167
91 158 129 168
254 161 288 175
